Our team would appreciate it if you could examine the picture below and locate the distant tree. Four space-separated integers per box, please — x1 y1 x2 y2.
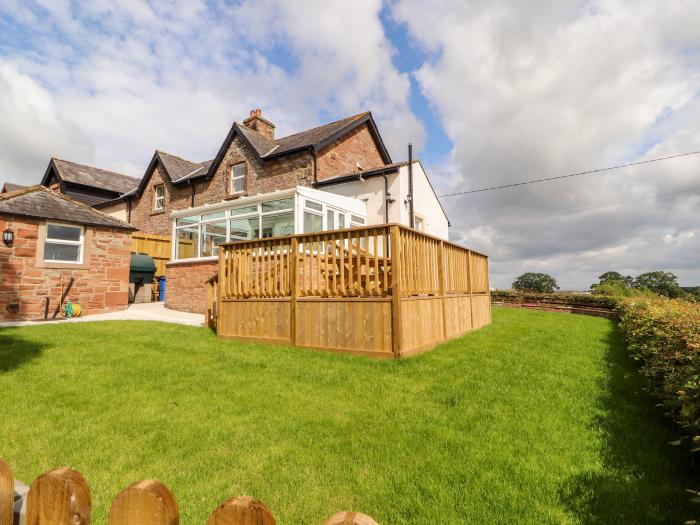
633 271 684 298
591 271 634 292
512 273 559 293
592 281 633 297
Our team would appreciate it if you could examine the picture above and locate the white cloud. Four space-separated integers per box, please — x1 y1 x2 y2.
0 0 421 180
392 0 700 288
0 60 93 184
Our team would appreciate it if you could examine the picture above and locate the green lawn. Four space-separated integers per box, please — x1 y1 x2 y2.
0 308 695 524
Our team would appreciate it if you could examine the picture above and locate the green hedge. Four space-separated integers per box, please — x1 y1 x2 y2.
491 290 618 309
617 296 700 443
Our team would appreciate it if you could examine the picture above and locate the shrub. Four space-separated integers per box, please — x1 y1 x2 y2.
617 296 700 443
491 290 619 309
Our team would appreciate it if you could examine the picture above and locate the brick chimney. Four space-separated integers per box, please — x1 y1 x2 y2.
243 108 275 140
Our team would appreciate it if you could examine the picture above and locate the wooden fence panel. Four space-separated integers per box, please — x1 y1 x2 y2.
398 229 440 296
216 224 490 357
3 458 380 524
131 232 172 276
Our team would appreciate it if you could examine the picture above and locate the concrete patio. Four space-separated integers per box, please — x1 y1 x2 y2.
0 302 204 328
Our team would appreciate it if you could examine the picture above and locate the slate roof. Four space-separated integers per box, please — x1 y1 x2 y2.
1 182 26 193
0 185 135 230
273 112 370 156
156 151 211 183
51 158 140 194
167 111 389 186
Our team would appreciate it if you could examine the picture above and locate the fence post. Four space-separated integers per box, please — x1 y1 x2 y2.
27 467 91 525
467 251 474 330
390 225 402 357
0 459 12 525
207 496 275 525
217 247 226 337
438 240 446 339
290 236 299 346
108 480 179 525
323 511 380 525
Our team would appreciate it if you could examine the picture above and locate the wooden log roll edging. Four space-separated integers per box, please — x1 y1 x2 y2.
0 459 380 525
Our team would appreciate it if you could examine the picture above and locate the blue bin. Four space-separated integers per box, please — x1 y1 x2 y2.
158 276 167 302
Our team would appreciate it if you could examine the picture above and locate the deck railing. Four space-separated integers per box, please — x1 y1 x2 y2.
212 224 490 357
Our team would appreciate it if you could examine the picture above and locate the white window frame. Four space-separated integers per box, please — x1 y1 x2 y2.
44 222 84 264
154 184 165 211
230 163 246 195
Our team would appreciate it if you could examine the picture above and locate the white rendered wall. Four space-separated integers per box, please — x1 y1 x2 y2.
320 161 449 240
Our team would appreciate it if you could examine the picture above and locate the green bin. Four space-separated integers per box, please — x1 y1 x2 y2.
129 252 157 284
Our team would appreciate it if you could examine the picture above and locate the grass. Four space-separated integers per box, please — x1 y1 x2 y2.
0 308 696 524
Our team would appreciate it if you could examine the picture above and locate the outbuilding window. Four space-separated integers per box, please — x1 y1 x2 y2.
44 223 84 263
154 184 165 211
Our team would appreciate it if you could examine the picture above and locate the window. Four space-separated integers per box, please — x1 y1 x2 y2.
44 223 84 263
154 185 165 211
415 216 425 231
230 163 246 194
175 225 199 259
200 221 227 257
303 199 323 233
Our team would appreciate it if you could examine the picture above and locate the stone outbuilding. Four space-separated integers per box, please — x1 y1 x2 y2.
0 185 135 322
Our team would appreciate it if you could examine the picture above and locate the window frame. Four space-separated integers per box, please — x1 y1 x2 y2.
43 222 84 264
229 162 247 196
154 184 165 211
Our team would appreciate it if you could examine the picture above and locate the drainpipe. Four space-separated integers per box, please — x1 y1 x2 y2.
382 173 392 223
127 199 132 223
408 143 415 228
188 179 195 207
312 149 318 183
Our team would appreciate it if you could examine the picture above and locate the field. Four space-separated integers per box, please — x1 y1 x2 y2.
0 308 695 524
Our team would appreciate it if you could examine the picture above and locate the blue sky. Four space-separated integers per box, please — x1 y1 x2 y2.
1 0 699 289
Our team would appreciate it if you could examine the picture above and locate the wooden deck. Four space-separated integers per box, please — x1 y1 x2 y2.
207 224 490 358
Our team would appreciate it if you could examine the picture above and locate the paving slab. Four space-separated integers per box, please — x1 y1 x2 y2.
0 302 204 328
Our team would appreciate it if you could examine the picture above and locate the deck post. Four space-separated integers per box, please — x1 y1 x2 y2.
438 240 446 339
290 236 299 346
217 248 226 337
467 250 475 329
390 225 402 357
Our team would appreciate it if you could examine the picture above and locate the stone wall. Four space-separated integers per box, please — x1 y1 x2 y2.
0 216 131 321
165 259 218 313
316 123 385 180
129 137 315 236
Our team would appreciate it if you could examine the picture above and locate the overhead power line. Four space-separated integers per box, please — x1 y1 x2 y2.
452 186 700 229
438 150 700 198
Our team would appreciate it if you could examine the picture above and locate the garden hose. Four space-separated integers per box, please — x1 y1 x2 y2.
64 301 82 318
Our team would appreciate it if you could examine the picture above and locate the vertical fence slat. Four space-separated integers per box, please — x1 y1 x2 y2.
323 511 380 525
108 480 178 525
27 467 91 525
207 496 275 525
0 460 12 525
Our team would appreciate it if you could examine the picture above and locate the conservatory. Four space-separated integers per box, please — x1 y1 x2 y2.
170 186 368 262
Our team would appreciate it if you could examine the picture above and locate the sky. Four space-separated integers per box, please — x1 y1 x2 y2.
1 0 699 289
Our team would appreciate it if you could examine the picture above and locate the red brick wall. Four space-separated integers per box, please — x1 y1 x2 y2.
316 123 385 180
0 216 131 321
165 259 217 313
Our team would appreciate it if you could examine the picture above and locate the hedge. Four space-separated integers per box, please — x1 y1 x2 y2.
617 296 700 443
491 290 618 309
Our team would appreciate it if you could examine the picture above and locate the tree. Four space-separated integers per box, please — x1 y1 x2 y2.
633 271 684 298
512 273 559 293
598 271 634 287
591 271 634 292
